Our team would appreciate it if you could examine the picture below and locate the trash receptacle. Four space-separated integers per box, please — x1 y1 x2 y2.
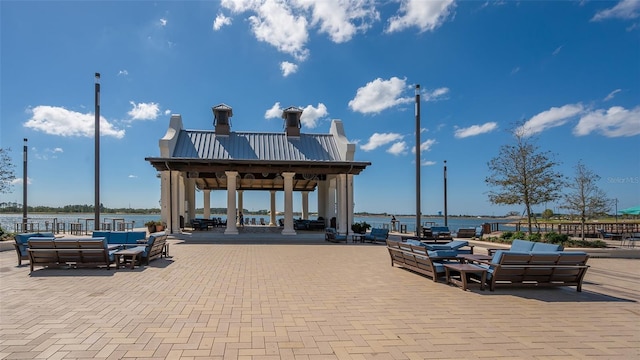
482 223 491 235
179 215 185 229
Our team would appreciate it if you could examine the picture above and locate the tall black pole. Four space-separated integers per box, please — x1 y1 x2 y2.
444 160 448 227
415 84 421 238
94 73 100 230
22 138 27 232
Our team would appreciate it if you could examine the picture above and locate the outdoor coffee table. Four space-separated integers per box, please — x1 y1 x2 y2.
115 248 143 269
351 234 365 243
444 263 487 291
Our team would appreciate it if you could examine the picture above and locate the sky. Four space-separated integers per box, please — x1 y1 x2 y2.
1 0 639 217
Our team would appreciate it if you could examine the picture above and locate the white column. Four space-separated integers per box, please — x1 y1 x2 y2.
178 174 186 228
301 191 309 219
327 176 337 229
185 177 196 223
237 190 244 226
347 174 354 232
317 180 327 226
224 171 238 235
160 170 180 234
337 174 348 235
269 190 276 226
203 190 211 219
281 172 296 235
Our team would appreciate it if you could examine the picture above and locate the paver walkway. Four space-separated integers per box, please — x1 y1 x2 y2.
0 233 638 359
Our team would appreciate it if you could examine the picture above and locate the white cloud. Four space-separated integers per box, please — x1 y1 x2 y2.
454 122 498 138
574 106 640 137
51 147 63 153
300 103 328 128
592 0 640 21
421 160 437 166
280 61 298 76
164 109 171 115
360 132 403 151
128 175 138 178
213 13 232 30
24 105 125 138
265 102 283 119
386 0 456 33
127 101 161 120
552 45 563 56
424 87 450 102
118 69 129 76
517 104 584 136
11 177 32 185
296 0 379 43
604 89 622 101
229 0 309 61
387 141 407 155
411 138 436 154
348 77 413 114
160 18 167 26
511 66 520 75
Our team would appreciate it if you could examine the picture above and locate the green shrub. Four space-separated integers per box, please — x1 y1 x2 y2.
512 231 526 240
543 232 569 245
526 233 542 242
500 231 513 239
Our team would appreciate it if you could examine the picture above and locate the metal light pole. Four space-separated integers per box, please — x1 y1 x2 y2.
94 73 100 230
444 160 448 227
415 84 421 238
22 138 28 232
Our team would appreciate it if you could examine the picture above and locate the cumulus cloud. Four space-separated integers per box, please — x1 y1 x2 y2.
118 69 129 76
160 18 167 26
421 160 437 166
213 13 232 30
265 102 283 119
280 61 298 76
164 109 171 115
128 175 138 178
386 0 456 33
517 104 584 136
552 45 563 56
387 141 407 155
127 101 161 120
24 105 125 138
592 0 640 21
412 138 436 154
11 177 32 186
574 106 640 137
604 89 622 101
348 77 413 114
297 0 379 43
424 87 450 102
454 122 498 138
360 132 403 151
300 103 328 128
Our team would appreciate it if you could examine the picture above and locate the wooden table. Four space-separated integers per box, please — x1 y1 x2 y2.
444 263 487 291
115 248 143 269
457 254 492 263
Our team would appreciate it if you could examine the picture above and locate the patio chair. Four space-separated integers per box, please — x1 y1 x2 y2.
325 227 347 242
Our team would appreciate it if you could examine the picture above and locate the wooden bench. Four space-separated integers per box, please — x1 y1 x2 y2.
27 238 114 273
386 240 455 282
455 228 477 238
473 251 590 292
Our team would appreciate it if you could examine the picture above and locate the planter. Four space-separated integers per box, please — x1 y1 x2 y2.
155 225 164 232
147 225 156 233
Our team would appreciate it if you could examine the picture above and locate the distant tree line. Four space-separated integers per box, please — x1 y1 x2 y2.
0 203 160 214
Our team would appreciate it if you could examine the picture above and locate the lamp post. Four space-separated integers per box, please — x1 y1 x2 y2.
443 160 448 227
415 84 421 238
94 73 100 230
615 198 618 223
22 138 28 232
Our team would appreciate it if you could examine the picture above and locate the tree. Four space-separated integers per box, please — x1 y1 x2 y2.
561 161 611 240
542 209 554 220
0 148 16 194
485 125 565 235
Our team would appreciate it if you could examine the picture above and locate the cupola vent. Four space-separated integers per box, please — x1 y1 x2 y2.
212 103 233 135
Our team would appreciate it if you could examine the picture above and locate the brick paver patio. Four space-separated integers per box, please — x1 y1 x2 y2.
1 232 638 359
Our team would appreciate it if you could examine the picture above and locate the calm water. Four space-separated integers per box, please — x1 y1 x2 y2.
1 213 509 234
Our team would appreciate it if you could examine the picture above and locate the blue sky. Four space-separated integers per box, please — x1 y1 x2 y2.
1 0 639 216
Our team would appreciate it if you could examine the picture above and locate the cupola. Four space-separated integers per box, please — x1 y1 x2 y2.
282 106 302 137
212 103 233 135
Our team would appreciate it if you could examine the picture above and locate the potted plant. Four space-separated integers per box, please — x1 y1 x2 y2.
351 221 371 234
155 221 165 232
144 220 157 233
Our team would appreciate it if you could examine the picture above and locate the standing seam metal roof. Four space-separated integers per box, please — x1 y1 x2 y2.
172 130 344 162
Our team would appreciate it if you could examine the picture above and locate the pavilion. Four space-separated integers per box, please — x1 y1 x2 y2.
145 104 371 235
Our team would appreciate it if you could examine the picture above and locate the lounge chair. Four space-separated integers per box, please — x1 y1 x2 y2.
325 227 347 242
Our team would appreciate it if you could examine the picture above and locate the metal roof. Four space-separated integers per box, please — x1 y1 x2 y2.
173 130 344 162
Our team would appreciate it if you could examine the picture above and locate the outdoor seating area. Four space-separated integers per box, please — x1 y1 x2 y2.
387 238 591 292
455 227 482 238
421 226 453 241
324 227 347 242
18 231 169 273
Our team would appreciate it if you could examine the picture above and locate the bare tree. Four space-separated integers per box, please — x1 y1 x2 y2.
0 148 16 194
561 161 611 240
485 126 565 235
